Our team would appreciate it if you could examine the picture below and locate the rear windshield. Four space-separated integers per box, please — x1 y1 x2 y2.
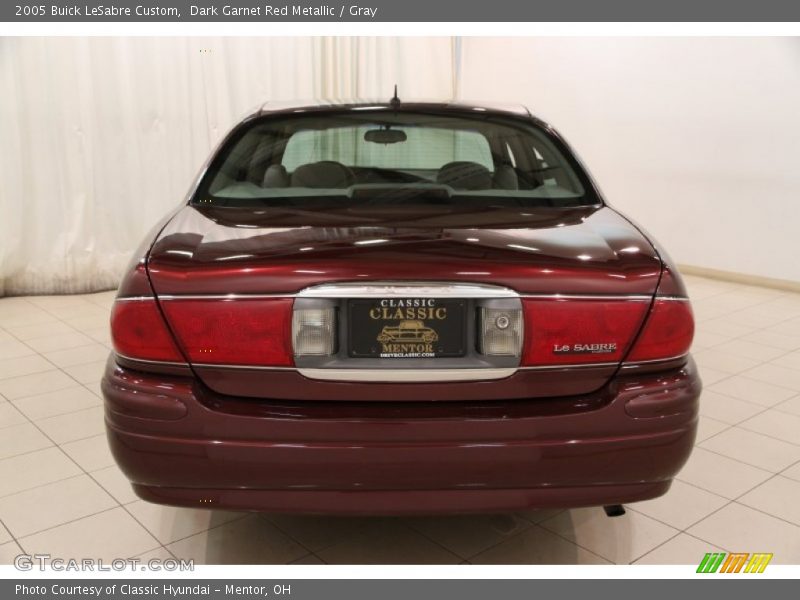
196 110 599 207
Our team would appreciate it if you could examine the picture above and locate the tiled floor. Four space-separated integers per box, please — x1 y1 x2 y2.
1 274 800 565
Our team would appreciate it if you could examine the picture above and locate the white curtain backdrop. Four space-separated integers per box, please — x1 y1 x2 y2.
458 37 800 284
5 37 799 294
0 37 456 296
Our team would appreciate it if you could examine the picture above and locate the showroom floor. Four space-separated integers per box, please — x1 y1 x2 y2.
1 274 799 565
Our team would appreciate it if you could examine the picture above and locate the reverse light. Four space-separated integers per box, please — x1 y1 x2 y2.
111 299 184 363
479 307 522 356
626 299 694 363
292 307 337 356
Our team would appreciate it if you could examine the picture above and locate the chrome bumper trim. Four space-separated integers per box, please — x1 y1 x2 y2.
296 367 517 383
296 282 519 299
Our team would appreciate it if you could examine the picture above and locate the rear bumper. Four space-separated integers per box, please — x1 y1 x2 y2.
102 356 701 514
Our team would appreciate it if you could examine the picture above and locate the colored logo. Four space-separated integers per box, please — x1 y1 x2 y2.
697 552 773 573
377 320 439 344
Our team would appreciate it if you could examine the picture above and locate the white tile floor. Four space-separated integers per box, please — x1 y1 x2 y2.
1 274 800 565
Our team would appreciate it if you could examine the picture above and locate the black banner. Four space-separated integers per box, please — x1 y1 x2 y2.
3 579 796 600
4 0 800 22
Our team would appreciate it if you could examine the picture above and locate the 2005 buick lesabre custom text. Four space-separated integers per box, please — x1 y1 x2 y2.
103 99 701 514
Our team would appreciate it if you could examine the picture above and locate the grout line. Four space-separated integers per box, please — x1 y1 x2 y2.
28 427 107 449
776 455 800 478
625 493 726 532
537 521 617 565
256 513 345 557
673 449 772 497
401 516 521 563
673 462 800 554
456 521 540 563
0 379 85 403
3 337 105 392
0 516 22 548
627 528 684 565
161 544 178 560
695 414 792 456
141 511 251 553
680 529 731 552
0 433 56 463
734 492 800 531
5 398 103 424
0 465 93 502
492 518 614 565
287 552 316 565
265 513 461 564
13 503 122 544
0 407 38 432
2 322 106 418
695 416 735 445
736 417 800 448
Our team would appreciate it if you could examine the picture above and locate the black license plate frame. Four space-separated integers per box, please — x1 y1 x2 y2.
348 298 467 359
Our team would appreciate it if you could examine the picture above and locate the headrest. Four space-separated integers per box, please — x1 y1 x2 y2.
262 164 289 188
436 161 492 191
493 165 519 190
291 161 352 189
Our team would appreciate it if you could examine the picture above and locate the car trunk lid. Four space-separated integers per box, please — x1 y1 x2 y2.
146 204 662 399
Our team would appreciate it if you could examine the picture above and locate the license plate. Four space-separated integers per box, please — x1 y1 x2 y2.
348 298 466 358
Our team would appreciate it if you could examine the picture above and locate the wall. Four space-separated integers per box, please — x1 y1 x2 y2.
459 37 800 283
0 37 454 295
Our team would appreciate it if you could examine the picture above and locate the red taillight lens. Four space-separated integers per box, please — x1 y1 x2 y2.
160 298 294 367
111 300 184 362
521 299 649 366
626 299 694 362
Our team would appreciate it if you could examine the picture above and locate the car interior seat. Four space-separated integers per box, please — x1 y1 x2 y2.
262 164 289 188
436 161 493 191
291 161 353 189
493 165 519 190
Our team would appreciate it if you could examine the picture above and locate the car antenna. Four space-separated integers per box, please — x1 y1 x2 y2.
390 84 401 109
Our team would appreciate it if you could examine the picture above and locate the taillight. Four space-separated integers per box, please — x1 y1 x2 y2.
111 299 185 363
521 299 649 366
160 298 294 367
626 299 694 362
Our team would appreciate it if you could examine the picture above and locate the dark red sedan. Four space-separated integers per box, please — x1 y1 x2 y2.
103 100 700 515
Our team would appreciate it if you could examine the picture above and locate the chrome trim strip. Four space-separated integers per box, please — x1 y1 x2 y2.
297 367 517 382
157 362 622 375
115 356 622 375
192 363 296 371
297 282 519 299
621 353 690 367
117 291 689 303
157 294 292 301
519 294 651 301
114 352 188 367
518 361 619 370
114 296 154 302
